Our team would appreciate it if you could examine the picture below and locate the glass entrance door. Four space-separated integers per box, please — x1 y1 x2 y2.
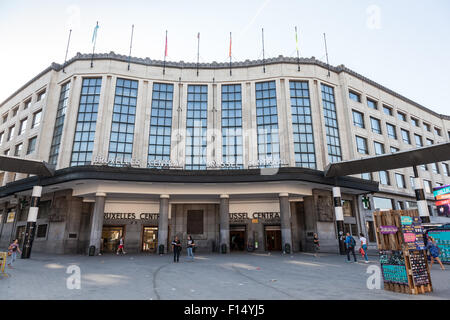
265 226 282 251
142 227 158 253
101 226 124 253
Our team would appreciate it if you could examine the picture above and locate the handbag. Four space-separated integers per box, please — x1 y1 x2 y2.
359 247 365 257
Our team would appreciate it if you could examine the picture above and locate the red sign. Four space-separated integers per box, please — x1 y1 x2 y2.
436 199 450 207
403 233 416 243
436 193 450 201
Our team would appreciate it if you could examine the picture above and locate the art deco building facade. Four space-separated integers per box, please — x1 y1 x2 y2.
0 52 448 254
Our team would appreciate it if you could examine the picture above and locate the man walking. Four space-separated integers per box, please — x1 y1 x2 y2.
345 232 357 263
172 236 181 263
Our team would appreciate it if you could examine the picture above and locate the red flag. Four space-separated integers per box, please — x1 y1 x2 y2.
165 31 168 57
229 32 232 58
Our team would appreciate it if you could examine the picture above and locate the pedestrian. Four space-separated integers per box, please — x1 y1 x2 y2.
313 233 320 257
359 233 369 263
187 235 195 261
116 236 126 255
172 236 181 263
345 232 357 263
426 236 445 271
7 239 22 268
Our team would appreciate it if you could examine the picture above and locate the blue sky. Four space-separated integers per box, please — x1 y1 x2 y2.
0 0 449 115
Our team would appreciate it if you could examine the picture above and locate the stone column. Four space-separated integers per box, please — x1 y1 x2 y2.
219 195 230 253
88 192 106 255
158 195 170 254
279 193 293 253
333 187 346 255
22 186 42 259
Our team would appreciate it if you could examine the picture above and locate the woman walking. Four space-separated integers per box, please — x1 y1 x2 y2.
116 236 126 255
7 239 21 268
359 233 369 263
187 235 195 261
313 233 320 257
427 236 445 270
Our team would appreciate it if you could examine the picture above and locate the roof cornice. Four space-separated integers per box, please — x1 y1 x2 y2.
1 51 449 121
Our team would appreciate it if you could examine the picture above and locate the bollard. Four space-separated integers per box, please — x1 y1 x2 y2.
284 243 291 254
158 244 164 255
88 245 96 256
221 243 227 254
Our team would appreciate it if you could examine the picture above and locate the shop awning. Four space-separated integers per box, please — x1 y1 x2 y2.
0 156 55 177
324 142 450 178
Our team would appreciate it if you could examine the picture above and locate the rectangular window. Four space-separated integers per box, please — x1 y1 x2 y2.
352 110 364 128
361 172 372 180
0 132 3 145
222 84 243 169
367 98 377 110
411 117 419 127
431 163 440 174
379 171 390 185
37 90 46 101
12 107 18 117
7 125 15 141
24 99 31 110
289 81 315 169
386 123 397 139
27 136 37 154
19 118 27 136
36 224 48 238
148 82 174 166
356 136 368 154
401 129 410 144
256 81 280 167
397 111 406 122
370 117 382 135
187 210 203 234
108 78 138 165
383 105 393 116
426 138 433 145
414 134 423 147
434 127 442 136
390 146 399 153
420 164 428 171
49 82 71 165
443 163 450 176
186 85 208 170
374 141 385 155
14 143 23 156
321 84 342 163
71 78 102 166
4 149 9 156
31 110 42 128
410 176 415 189
395 173 406 189
2 114 7 124
423 123 430 132
349 90 361 102
423 180 432 194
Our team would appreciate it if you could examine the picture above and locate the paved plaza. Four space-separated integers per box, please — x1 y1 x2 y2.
1 251 449 300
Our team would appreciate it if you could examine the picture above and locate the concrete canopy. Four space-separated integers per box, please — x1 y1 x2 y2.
0 156 55 177
324 142 450 178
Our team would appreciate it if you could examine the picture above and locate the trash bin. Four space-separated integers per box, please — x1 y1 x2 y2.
221 243 227 254
211 241 216 253
284 243 291 254
88 245 96 256
158 244 164 255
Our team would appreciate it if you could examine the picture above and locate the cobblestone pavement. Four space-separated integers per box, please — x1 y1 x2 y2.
1 251 448 300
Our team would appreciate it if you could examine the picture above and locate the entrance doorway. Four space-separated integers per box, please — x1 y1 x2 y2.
15 226 26 248
142 226 158 253
230 225 246 251
101 226 124 253
265 225 282 251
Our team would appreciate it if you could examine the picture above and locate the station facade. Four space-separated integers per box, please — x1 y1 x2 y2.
0 52 448 254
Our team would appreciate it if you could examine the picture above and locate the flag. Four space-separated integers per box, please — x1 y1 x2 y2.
92 22 99 44
229 32 232 58
295 26 299 52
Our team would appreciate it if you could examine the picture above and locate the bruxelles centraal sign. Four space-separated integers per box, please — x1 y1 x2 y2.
92 155 286 169
104 212 281 221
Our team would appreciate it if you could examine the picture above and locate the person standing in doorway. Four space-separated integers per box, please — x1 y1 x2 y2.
187 235 195 261
313 233 320 257
359 233 369 263
116 236 126 255
7 239 21 268
345 232 357 263
172 236 181 263
427 236 445 270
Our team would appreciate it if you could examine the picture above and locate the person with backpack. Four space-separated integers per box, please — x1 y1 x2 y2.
7 239 21 268
359 233 369 263
345 232 357 263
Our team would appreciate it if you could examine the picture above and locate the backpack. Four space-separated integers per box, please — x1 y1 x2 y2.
349 236 356 247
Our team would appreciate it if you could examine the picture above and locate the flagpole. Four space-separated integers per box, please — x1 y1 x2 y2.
91 21 99 68
196 32 200 77
295 26 300 72
323 32 331 77
127 24 134 71
229 32 232 76
63 29 72 73
163 30 168 75
262 28 266 73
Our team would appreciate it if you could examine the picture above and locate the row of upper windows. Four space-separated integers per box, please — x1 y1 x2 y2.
2 135 37 157
1 89 46 125
348 89 445 137
0 110 42 146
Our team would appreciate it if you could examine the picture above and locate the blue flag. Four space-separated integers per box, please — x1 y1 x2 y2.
92 23 99 44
